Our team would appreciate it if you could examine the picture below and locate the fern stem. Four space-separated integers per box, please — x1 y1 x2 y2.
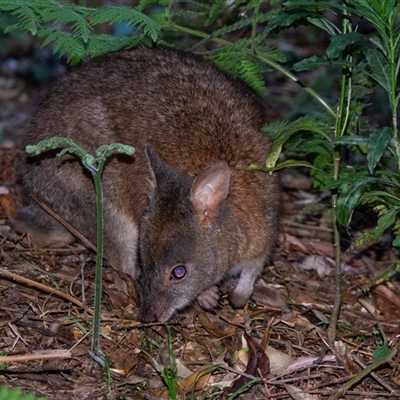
168 22 336 118
253 51 336 118
91 162 105 356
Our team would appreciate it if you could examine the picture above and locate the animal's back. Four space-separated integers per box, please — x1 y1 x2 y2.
16 46 279 285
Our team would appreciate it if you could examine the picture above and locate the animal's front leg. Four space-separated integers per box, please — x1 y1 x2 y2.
228 259 264 308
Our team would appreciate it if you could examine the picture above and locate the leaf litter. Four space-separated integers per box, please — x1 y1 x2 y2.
1 146 399 399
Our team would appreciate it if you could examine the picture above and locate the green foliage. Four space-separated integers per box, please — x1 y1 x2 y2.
0 0 160 63
0 0 287 89
266 0 400 253
141 326 179 400
0 386 46 400
372 344 391 361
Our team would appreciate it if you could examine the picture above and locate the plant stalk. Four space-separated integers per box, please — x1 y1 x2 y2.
326 3 353 345
91 167 104 355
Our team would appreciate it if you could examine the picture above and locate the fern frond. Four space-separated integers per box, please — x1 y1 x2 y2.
256 46 287 64
158 0 173 6
148 8 169 25
168 9 208 22
2 1 40 35
207 47 265 91
238 0 271 16
39 28 87 64
178 1 210 12
137 0 159 12
91 5 160 41
40 2 92 43
87 34 149 58
208 11 271 40
264 116 331 142
206 0 227 25
263 120 290 139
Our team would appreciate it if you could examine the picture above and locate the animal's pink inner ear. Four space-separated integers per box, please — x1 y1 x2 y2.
191 162 230 226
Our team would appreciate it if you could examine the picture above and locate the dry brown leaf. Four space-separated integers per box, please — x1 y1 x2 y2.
308 241 334 258
175 358 193 378
266 345 294 374
372 284 400 320
333 340 360 375
285 384 320 400
281 232 309 253
176 364 215 394
0 192 16 217
293 255 333 278
274 354 336 376
197 313 235 338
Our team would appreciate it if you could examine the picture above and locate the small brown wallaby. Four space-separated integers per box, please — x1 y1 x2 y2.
13 46 281 322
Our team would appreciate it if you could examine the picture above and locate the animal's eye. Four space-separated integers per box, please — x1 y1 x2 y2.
170 265 187 281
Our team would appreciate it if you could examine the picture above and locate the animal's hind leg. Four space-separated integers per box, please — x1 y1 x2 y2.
11 203 74 247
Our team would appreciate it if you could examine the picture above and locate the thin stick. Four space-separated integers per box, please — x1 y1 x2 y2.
31 195 97 252
0 351 72 363
0 267 93 315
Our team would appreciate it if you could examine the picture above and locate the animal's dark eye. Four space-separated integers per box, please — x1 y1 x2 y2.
171 265 187 281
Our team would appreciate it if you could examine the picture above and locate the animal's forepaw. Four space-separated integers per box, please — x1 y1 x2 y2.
197 286 220 310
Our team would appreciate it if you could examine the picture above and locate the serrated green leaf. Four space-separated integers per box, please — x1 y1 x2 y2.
359 190 400 207
293 56 356 71
352 208 398 247
367 127 392 174
293 55 330 71
264 117 331 168
267 0 333 33
365 48 391 91
373 209 396 240
326 32 364 60
336 177 378 227
347 1 386 35
307 16 340 35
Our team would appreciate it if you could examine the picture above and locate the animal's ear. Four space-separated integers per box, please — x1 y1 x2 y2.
191 162 230 227
145 144 173 195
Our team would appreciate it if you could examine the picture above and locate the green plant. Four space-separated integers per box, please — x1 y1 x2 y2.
265 0 400 341
26 137 135 356
0 386 46 400
140 326 178 399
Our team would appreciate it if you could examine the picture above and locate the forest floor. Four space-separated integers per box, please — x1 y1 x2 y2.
0 42 399 400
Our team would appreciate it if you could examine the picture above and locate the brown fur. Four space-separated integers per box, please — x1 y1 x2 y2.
14 46 281 322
